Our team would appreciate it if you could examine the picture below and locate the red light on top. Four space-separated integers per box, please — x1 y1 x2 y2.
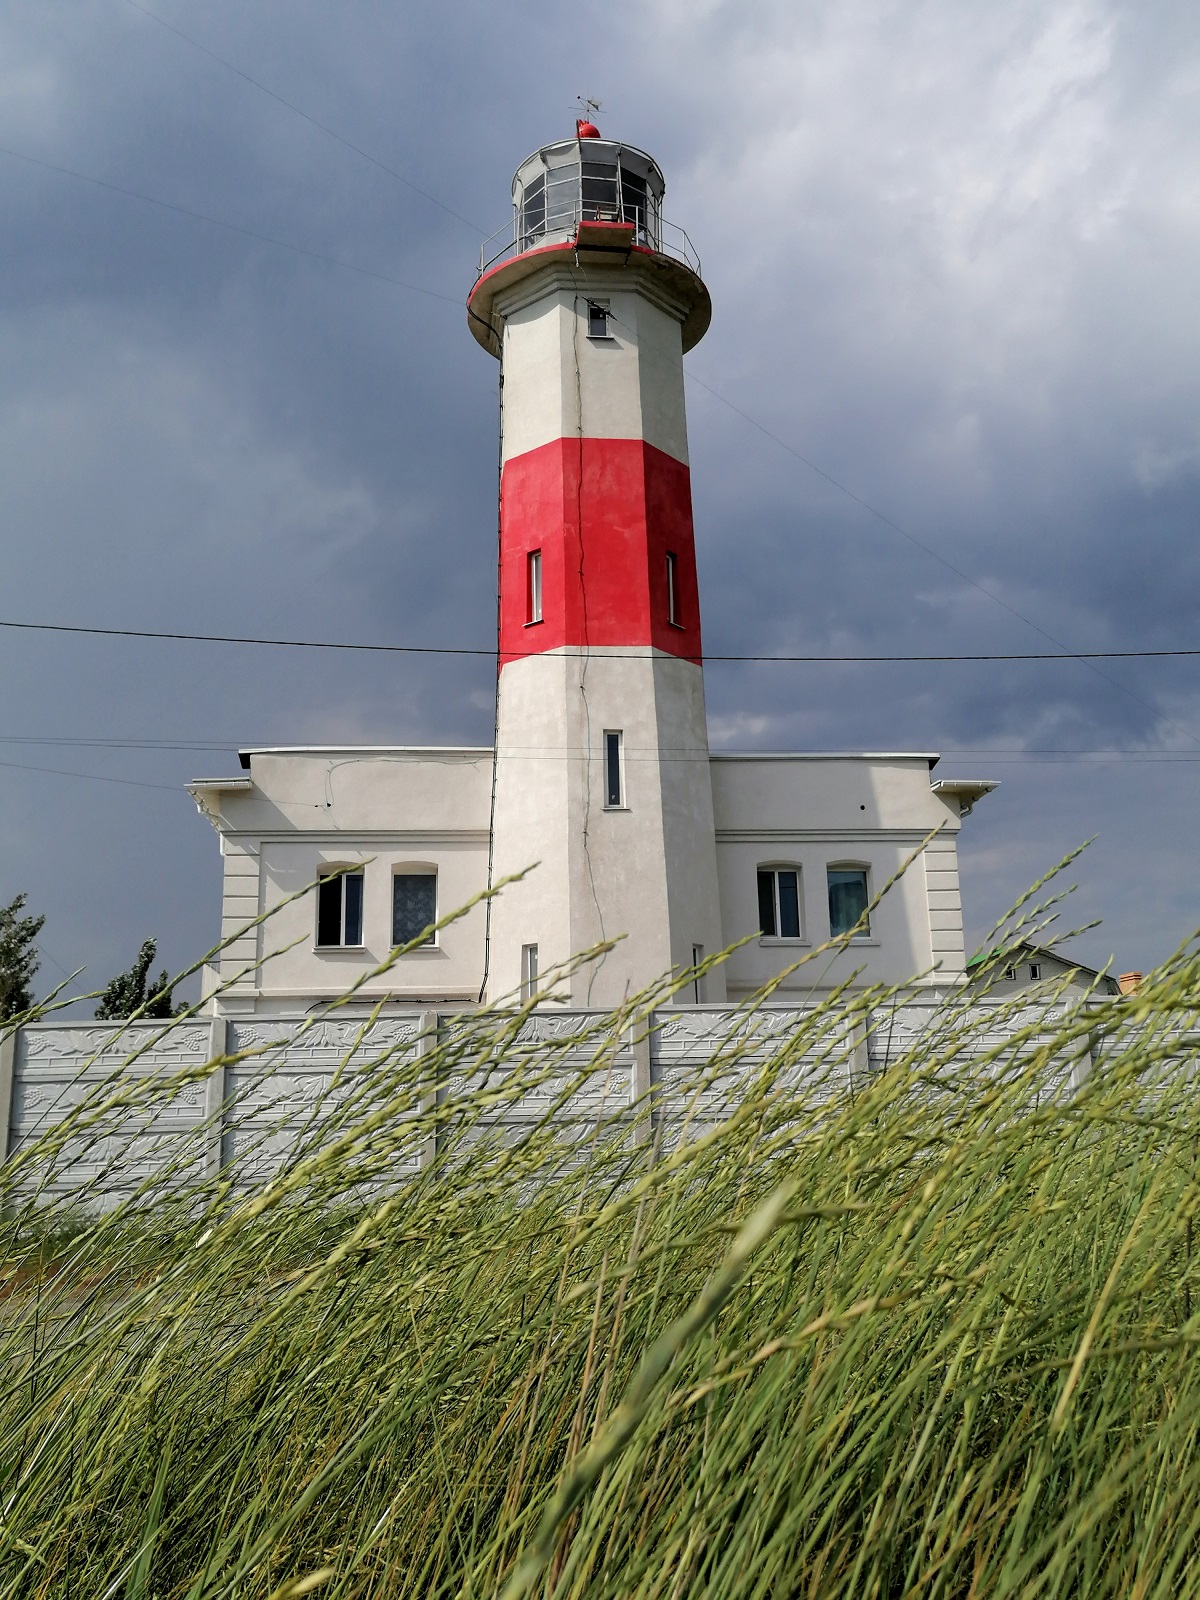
576 118 601 139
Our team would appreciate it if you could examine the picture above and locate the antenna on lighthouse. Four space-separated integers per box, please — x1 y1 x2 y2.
574 94 603 138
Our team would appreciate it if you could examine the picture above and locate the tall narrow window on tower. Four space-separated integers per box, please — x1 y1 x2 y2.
604 731 624 808
666 551 680 626
587 301 610 339
520 942 539 1003
526 549 543 624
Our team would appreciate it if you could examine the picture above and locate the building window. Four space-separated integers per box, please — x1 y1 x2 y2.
828 867 870 939
316 869 364 948
604 730 624 807
392 872 437 947
527 549 543 624
1004 964 1016 981
691 943 705 1003
1028 962 1042 981
757 867 801 940
587 300 610 339
521 942 539 1003
666 551 681 627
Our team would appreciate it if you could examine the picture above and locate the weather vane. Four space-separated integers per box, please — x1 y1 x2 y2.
575 94 603 121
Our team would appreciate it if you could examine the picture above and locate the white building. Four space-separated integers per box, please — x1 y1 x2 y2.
191 123 996 1016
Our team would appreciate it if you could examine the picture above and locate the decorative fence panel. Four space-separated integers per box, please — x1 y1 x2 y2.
2 999 1195 1210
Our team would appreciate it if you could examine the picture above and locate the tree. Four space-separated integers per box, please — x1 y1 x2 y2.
0 893 45 1021
95 938 179 1020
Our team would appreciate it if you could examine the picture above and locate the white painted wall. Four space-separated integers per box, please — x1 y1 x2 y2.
192 749 986 1010
710 755 969 996
486 649 725 1008
193 750 492 1014
496 262 691 464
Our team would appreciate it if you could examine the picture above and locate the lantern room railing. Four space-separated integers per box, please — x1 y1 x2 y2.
476 205 701 280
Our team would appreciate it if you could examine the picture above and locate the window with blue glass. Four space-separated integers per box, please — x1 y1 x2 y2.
757 867 802 940
392 873 437 947
828 867 870 939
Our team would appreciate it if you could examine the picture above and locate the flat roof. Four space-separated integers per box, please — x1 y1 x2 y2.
710 751 942 766
236 745 494 770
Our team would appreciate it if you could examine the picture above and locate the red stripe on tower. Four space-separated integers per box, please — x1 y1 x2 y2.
498 437 702 667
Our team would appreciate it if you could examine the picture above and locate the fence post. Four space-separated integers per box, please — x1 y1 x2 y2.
204 1015 229 1180
418 1010 439 1169
630 1016 655 1148
0 1025 17 1170
849 1014 871 1095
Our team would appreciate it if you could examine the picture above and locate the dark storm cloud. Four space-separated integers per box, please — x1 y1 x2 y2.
1 0 1197 999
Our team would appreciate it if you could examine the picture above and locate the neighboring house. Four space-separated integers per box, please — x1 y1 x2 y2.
190 121 998 1015
964 941 1122 998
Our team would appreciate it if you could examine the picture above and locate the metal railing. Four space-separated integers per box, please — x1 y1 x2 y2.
476 203 701 281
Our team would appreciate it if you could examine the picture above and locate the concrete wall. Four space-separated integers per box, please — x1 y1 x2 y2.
3 995 1139 1208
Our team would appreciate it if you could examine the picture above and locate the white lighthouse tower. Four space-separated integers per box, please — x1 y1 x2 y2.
468 120 727 1006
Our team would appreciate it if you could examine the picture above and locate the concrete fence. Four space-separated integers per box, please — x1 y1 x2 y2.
0 998 1188 1210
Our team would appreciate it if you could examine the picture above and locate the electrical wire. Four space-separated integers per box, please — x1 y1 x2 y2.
0 145 461 306
1 615 1197 665
122 0 485 234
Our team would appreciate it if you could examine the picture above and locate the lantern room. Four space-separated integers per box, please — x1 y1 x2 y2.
468 124 710 359
511 133 665 253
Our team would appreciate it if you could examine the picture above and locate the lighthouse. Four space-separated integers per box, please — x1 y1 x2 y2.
192 127 995 1018
468 123 727 1006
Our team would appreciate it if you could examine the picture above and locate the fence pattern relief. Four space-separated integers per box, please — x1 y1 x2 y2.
0 997 1181 1210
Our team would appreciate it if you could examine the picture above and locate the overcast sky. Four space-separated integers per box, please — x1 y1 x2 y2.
2 0 1197 1004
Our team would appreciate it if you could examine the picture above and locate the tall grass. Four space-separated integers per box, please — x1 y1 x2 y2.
2 896 1200 1597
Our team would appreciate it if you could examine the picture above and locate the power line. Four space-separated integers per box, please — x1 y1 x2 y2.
1 615 1198 666
0 734 1194 759
122 0 484 234
0 756 180 792
5 122 1193 743
0 145 461 306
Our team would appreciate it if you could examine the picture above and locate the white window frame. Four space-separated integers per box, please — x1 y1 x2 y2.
526 548 543 625
757 865 804 942
691 943 705 1003
316 867 365 950
586 299 611 339
1028 962 1042 981
521 942 539 1003
603 729 625 809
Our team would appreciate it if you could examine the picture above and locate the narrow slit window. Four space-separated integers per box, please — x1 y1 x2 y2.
691 943 705 1004
587 301 610 339
604 730 623 807
757 868 801 940
527 549 543 624
317 869 364 948
666 551 680 626
521 942 539 1003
